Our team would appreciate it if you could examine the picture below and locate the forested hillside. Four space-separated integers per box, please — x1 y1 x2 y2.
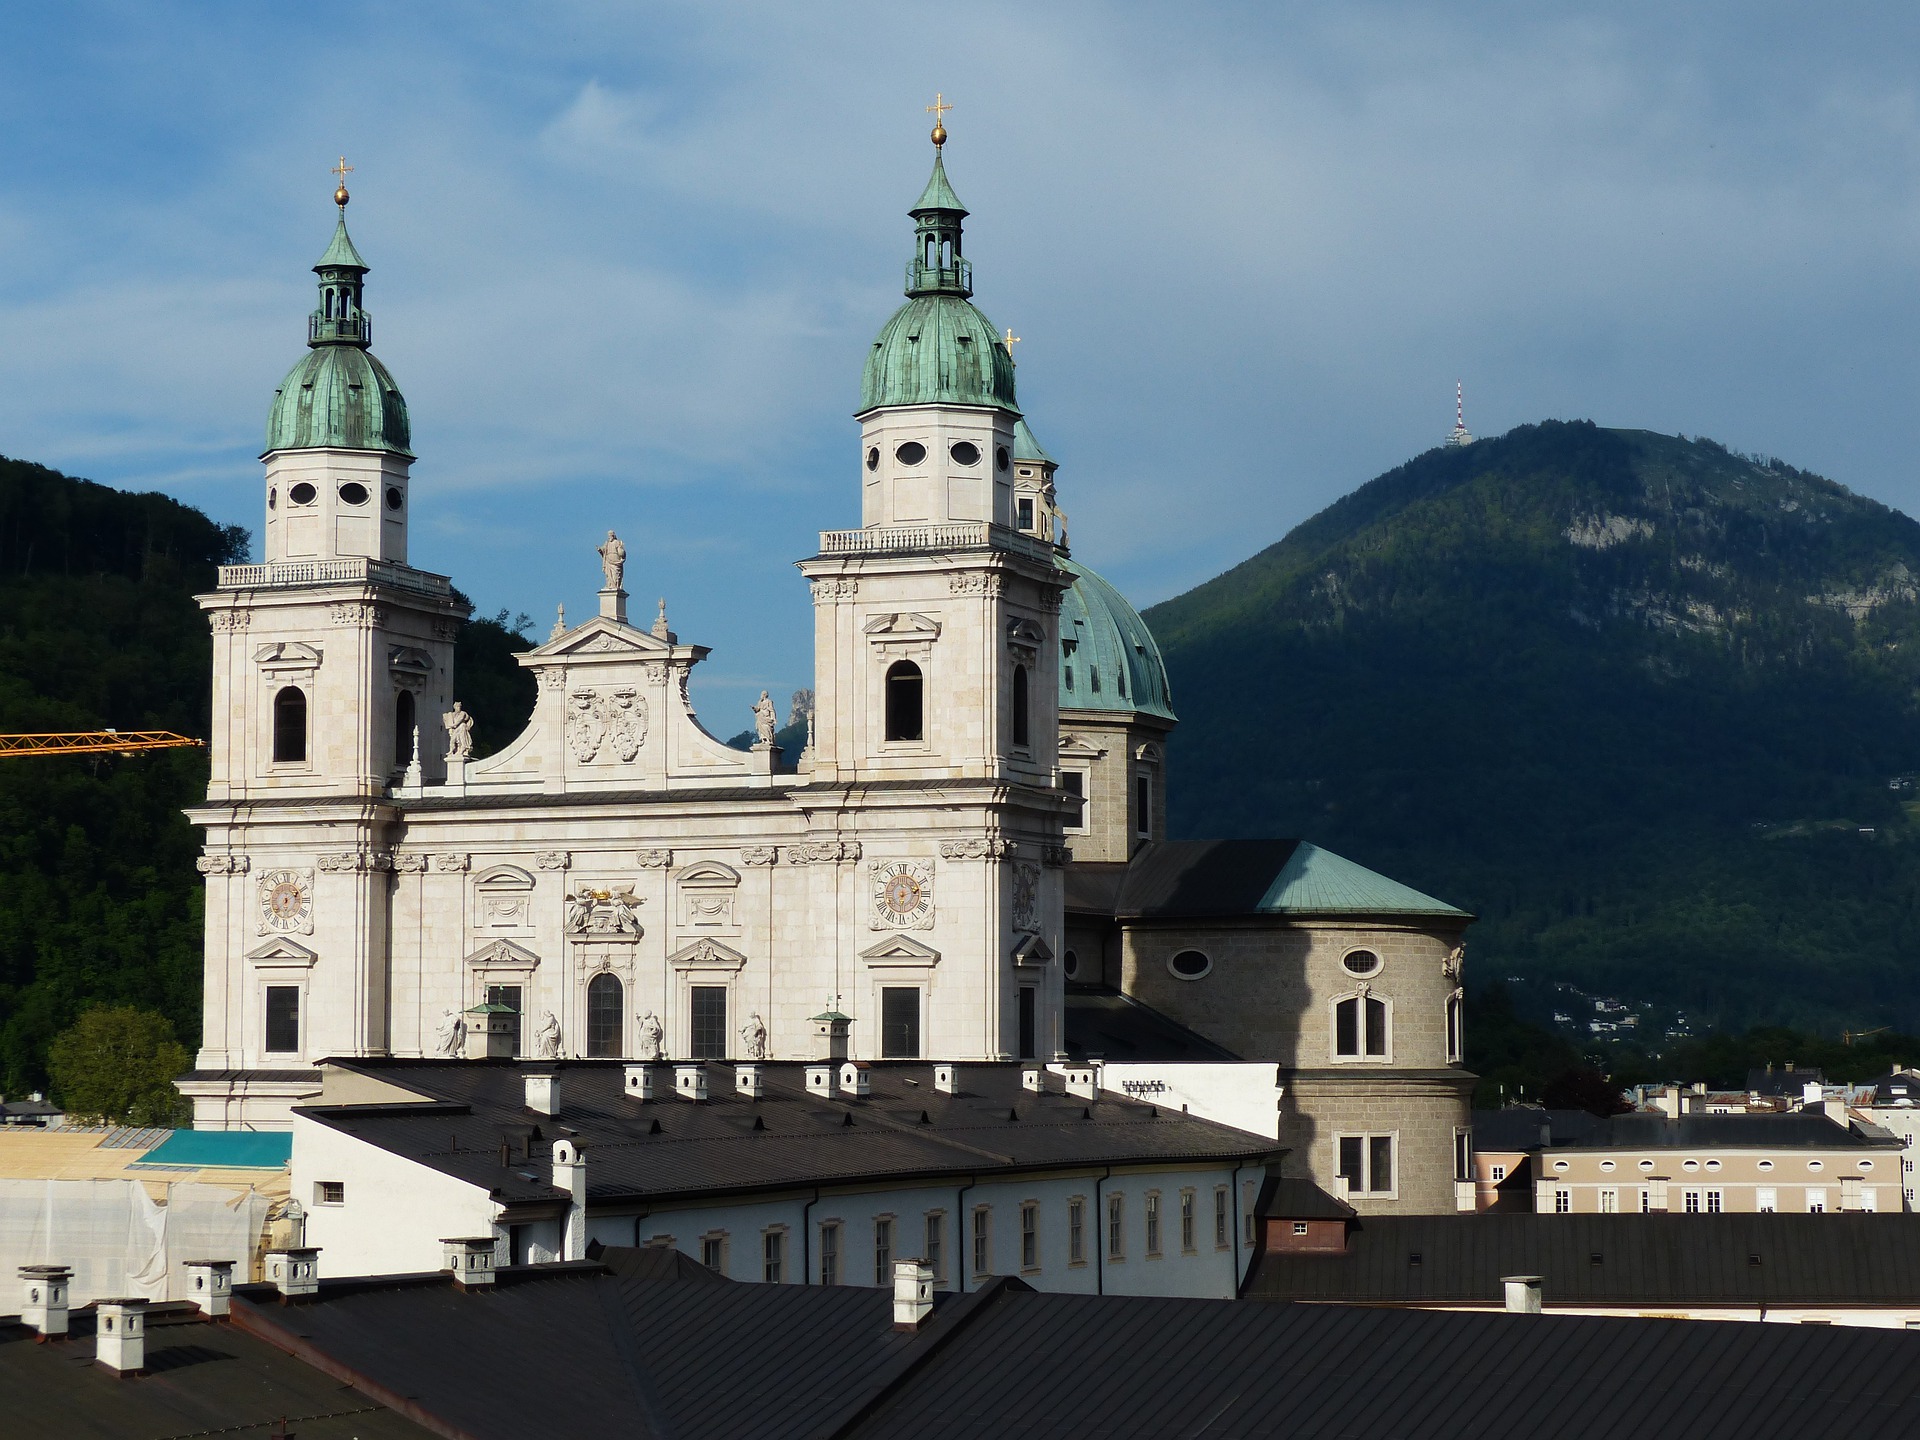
0 456 530 1091
1147 422 1920 1036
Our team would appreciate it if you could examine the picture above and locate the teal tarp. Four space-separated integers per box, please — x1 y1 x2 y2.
134 1131 292 1169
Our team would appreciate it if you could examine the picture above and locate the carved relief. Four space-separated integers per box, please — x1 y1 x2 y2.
567 688 647 763
540 669 567 692
209 611 249 632
949 572 1004 596
256 868 314 937
810 577 860 601
940 837 1016 860
433 853 471 873
329 601 387 628
1442 945 1465 982
789 840 861 866
633 849 674 869
1042 844 1073 868
677 861 740 929
473 866 536 931
740 846 779 867
608 691 647 761
641 661 669 686
433 619 462 641
1011 862 1040 934
391 853 430 874
317 851 393 873
565 884 644 936
536 851 571 871
388 646 433 690
870 859 935 931
196 854 250 875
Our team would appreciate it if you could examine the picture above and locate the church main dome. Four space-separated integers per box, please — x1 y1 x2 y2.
1057 553 1177 722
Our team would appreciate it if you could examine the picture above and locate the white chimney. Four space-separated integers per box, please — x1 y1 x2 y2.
675 1064 709 1101
442 1236 500 1287
94 1299 146 1374
806 1064 838 1098
1060 1065 1098 1101
840 1062 871 1097
266 1247 321 1298
552 1140 588 1261
1803 1081 1825 1108
934 1064 958 1095
892 1258 934 1329
1654 1087 1682 1120
1502 1275 1543 1314
624 1064 656 1101
736 1063 765 1098
1021 1068 1043 1093
524 1071 560 1115
1824 1097 1850 1128
182 1259 233 1318
19 1264 71 1337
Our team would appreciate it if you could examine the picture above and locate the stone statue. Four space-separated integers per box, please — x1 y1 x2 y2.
443 701 474 761
637 1011 664 1061
598 530 627 591
740 1012 769 1060
434 1008 465 1058
753 690 778 747
607 889 643 936
1442 944 1465 982
535 1010 563 1060
564 886 596 933
549 604 567 640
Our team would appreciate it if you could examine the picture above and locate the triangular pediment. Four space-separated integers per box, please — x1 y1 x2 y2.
247 937 318 967
668 936 748 970
859 935 942 966
862 612 942 640
1058 733 1107 759
465 938 542 969
1007 618 1047 646
528 615 675 660
1011 934 1055 966
253 640 323 668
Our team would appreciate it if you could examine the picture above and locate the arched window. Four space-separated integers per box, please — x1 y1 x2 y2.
272 687 307 764
885 661 924 742
586 973 624 1058
394 690 416 771
1011 664 1030 749
1333 993 1389 1059
1446 993 1463 1063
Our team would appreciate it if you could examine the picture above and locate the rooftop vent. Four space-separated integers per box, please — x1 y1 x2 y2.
442 1236 499 1288
266 1247 321 1299
1060 1065 1098 1101
1022 1068 1044 1093
840 1062 871 1097
893 1258 934 1329
93 1298 146 1375
624 1064 657 1100
736 1063 765 1098
525 1071 560 1116
182 1259 233 1318
19 1264 70 1337
1502 1275 1543 1314
675 1065 709 1102
806 1064 839 1098
934 1064 958 1095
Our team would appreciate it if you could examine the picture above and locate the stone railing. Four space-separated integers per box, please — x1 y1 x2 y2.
218 558 453 598
817 523 1056 564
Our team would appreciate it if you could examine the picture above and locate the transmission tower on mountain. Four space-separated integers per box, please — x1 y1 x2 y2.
1445 381 1473 447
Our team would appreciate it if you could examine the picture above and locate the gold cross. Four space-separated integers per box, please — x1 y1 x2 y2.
927 92 952 146
331 156 353 204
1002 328 1021 363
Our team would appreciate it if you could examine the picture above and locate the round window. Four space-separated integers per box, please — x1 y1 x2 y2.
1168 950 1211 980
949 440 981 466
1808 1160 1824 1172
1599 1160 1616 1172
385 486 403 511
267 488 277 510
1859 1159 1875 1171
996 446 1010 471
338 482 370 506
895 441 927 466
1552 1159 1569 1172
1682 1159 1699 1171
1757 1159 1774 1171
288 482 317 506
866 446 880 472
1705 1159 1721 1171
1341 950 1381 977
1637 1159 1654 1172
1063 950 1079 979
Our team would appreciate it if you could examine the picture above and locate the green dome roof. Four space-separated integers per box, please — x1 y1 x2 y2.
1058 553 1176 722
266 345 412 457
861 294 1020 414
1012 416 1055 466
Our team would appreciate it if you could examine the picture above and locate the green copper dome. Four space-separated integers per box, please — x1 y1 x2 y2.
858 149 1019 416
264 207 413 457
1058 553 1177 722
1012 416 1055 466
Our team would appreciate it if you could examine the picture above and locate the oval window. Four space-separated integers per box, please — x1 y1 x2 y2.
267 488 277 510
949 440 981 466
1063 950 1079 979
1637 1159 1654 1172
1757 1159 1774 1171
338 482 370 506
1599 1160 1616 1172
1682 1159 1699 1172
1860 1159 1875 1171
288 482 317 505
866 446 880 472
385 486 403 511
895 441 927 466
997 446 1010 471
1808 1160 1824 1172
1342 950 1381 977
1168 950 1211 980
1705 1159 1722 1171
1552 1159 1569 1172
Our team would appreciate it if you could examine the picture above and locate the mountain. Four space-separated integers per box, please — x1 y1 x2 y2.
0 455 531 1091
1146 421 1920 1037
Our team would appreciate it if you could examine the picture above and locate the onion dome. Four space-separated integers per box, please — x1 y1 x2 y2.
1057 553 1177 722
859 150 1018 416
264 202 412 457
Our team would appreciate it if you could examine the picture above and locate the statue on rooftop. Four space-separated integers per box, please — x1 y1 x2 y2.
753 690 778 747
637 1010 664 1061
598 530 627 591
535 1010 563 1060
443 701 474 761
740 1012 769 1060
433 1008 465 1058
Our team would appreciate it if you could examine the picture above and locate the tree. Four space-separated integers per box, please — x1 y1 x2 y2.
46 1006 189 1126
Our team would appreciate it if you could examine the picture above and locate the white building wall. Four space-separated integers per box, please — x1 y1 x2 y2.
292 1115 500 1277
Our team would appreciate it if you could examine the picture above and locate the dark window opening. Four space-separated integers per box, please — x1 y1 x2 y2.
289 482 317 505
273 687 308 764
882 986 921 1058
1170 950 1210 979
486 984 523 1056
1064 949 1079 978
265 986 300 1054
1135 774 1152 837
895 441 927 466
950 440 981 466
1018 986 1037 1061
395 690 416 770
586 973 624 1057
385 486 403 511
338 482 370 506
885 661 924 742
1017 497 1035 531
691 985 728 1058
1335 996 1389 1058
1062 770 1084 828
997 446 1010 471
866 446 880 471
1011 665 1030 749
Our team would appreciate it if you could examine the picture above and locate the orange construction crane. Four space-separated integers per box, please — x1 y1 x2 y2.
0 730 205 757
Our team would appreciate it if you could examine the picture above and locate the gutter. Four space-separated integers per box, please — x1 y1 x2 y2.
1094 1165 1112 1296
954 1175 977 1293
802 1187 821 1286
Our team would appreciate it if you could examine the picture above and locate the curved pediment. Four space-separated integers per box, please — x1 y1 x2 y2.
474 865 536 891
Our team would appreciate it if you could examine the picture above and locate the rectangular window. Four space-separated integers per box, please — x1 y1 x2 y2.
972 1206 992 1277
1135 773 1152 837
1180 1190 1196 1253
1706 1189 1724 1214
315 1180 344 1206
1244 1181 1257 1245
1062 770 1087 834
1554 1188 1571 1214
1862 1188 1879 1213
701 1234 726 1272
1683 1189 1701 1215
1069 1197 1086 1265
690 986 728 1059
819 1222 841 1285
881 987 922 1059
1446 995 1463 1062
1757 1187 1778 1213
1108 1193 1125 1260
1491 1164 1508 1182
1640 1189 1653 1214
265 986 300 1054
925 1212 945 1282
1807 1189 1827 1214
1017 986 1037 1061
874 1217 893 1286
1333 996 1389 1059
485 983 524 1056
1453 1128 1471 1182
1021 1202 1039 1271
1214 1187 1229 1249
1293 1221 1309 1236
762 1229 785 1284
1598 1188 1618 1214
1016 496 1036 531
1144 1192 1162 1256
1337 1134 1397 1195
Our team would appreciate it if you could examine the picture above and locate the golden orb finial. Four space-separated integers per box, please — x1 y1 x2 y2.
331 155 353 208
926 92 952 149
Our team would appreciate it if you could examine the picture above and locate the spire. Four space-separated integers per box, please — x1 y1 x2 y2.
309 159 372 348
906 97 971 298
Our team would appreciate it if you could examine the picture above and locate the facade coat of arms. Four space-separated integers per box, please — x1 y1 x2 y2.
566 687 647 764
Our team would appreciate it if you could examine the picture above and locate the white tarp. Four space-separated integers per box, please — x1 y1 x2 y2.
0 1179 267 1303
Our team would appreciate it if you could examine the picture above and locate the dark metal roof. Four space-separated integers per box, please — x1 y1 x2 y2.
301 1059 1274 1206
1107 839 1470 920
223 1252 1920 1440
1255 1174 1355 1220
1473 1107 1615 1151
1062 983 1241 1062
1748 1066 1824 1097
1062 861 1128 915
1245 1213 1920 1307
1559 1111 1895 1151
0 1304 433 1439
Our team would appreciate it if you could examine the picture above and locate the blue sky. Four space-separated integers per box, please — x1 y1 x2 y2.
4 3 1920 721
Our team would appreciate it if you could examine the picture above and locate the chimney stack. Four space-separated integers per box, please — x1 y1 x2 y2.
93 1299 146 1374
674 1065 709 1101
524 1071 560 1115
1502 1275 1544 1314
806 1064 839 1098
892 1258 934 1329
1021 1068 1044 1093
1802 1080 1824 1108
442 1236 500 1288
1060 1065 1098 1101
182 1259 233 1318
934 1064 958 1095
19 1264 71 1338
840 1062 871 1097
736 1063 765 1098
624 1064 656 1101
552 1140 588 1261
266 1247 321 1299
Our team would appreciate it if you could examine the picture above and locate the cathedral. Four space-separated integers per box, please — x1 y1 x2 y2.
183 127 1476 1214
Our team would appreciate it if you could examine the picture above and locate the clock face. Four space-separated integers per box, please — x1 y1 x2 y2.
872 861 934 929
259 868 313 934
884 872 923 916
